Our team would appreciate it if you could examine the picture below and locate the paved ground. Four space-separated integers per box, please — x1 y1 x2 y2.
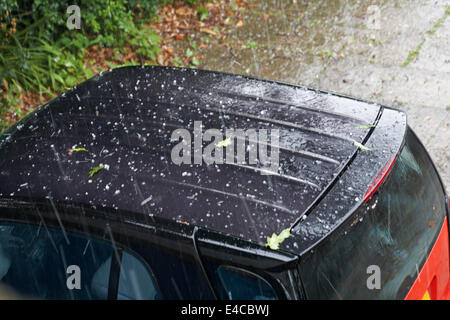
197 0 450 193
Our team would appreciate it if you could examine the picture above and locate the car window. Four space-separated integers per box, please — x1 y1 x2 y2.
216 266 277 300
0 221 112 299
204 263 277 300
0 221 161 300
299 128 447 299
129 242 215 300
117 251 161 300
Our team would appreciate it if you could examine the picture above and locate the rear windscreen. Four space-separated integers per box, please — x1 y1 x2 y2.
300 128 447 299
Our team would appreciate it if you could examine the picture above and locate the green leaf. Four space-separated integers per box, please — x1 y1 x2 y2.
355 124 376 129
84 68 94 78
185 48 194 58
72 148 88 152
265 228 291 250
105 61 118 69
353 140 372 151
88 165 104 178
247 41 257 49
191 56 200 66
216 137 231 147
172 56 184 67
197 7 209 20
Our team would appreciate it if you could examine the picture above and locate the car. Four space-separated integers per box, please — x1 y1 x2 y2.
0 66 448 300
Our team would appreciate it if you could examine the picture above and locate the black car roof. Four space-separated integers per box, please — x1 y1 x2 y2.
0 66 404 252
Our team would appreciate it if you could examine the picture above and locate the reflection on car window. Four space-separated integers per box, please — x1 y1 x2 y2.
0 221 112 299
0 222 161 300
117 251 161 300
129 243 215 300
215 265 277 300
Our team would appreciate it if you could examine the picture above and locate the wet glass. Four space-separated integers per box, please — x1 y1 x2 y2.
300 129 447 299
215 265 277 300
0 221 113 299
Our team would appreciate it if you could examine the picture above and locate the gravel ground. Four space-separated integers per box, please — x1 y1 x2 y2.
198 0 450 193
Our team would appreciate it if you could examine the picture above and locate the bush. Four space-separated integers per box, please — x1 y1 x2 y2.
1 0 166 46
0 0 177 130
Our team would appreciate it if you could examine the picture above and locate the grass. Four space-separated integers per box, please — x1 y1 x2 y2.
317 49 334 58
428 16 445 35
0 14 163 132
402 43 423 67
247 41 258 49
1 0 230 134
402 6 450 67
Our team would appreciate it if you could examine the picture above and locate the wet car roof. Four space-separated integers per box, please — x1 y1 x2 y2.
0 66 390 247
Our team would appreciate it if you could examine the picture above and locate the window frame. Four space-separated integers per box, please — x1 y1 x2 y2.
0 200 216 300
195 228 301 300
215 264 279 300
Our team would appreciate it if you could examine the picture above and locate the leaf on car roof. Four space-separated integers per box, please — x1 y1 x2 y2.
88 165 104 178
353 140 372 151
265 228 291 250
355 124 376 129
216 137 231 148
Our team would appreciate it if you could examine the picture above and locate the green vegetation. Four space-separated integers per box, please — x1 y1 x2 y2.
355 124 377 129
247 41 258 49
88 165 104 178
402 43 422 67
317 49 333 58
354 140 372 151
0 0 205 132
428 16 445 35
402 6 449 67
196 6 209 20
265 228 291 250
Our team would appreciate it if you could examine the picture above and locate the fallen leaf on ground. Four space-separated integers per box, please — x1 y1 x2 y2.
200 28 217 35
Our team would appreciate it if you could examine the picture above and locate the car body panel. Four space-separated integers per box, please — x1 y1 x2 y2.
288 108 407 254
405 217 450 300
0 66 381 248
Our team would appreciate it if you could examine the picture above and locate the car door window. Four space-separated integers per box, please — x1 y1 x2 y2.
213 265 277 300
0 221 113 299
129 242 215 299
117 251 161 300
0 221 161 300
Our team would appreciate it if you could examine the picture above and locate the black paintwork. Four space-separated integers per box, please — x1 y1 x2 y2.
0 66 406 256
